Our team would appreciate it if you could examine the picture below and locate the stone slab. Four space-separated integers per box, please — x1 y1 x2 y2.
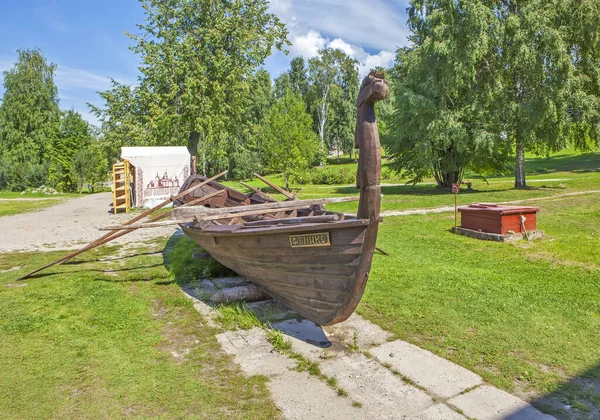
371 340 483 399
216 328 364 419
320 354 434 418
447 385 555 420
268 370 363 420
413 404 467 420
216 328 293 376
325 312 394 348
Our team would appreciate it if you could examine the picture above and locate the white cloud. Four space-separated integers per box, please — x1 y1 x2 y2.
358 50 395 76
269 0 410 52
266 0 404 78
328 39 355 57
290 30 327 58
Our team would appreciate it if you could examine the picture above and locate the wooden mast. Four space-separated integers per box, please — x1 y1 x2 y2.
329 71 389 324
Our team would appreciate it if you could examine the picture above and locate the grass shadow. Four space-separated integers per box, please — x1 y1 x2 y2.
525 153 600 175
517 363 600 419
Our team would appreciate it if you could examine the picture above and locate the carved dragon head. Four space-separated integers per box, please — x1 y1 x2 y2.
356 71 389 108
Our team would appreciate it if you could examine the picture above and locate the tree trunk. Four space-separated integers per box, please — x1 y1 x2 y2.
515 139 526 188
435 170 461 189
187 131 200 175
285 174 289 191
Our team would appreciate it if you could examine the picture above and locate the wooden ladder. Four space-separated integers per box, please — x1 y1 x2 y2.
112 160 131 214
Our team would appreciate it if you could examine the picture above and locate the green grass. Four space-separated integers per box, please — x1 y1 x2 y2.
0 197 68 217
358 192 600 413
225 151 600 215
0 240 279 419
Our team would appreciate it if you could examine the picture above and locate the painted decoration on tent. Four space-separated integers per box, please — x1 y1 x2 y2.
121 146 191 209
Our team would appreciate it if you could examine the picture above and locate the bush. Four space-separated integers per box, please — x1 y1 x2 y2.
292 165 355 185
166 237 235 284
0 160 48 191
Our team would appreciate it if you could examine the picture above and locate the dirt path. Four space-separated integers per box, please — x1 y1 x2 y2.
0 192 177 253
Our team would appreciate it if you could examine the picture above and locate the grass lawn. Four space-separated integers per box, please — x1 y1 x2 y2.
359 190 600 416
226 150 600 214
0 197 68 217
0 241 279 419
1 150 597 418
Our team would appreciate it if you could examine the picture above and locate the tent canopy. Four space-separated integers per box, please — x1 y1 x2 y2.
121 146 191 208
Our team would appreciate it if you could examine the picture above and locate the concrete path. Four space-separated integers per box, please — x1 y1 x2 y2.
0 192 177 253
182 278 555 420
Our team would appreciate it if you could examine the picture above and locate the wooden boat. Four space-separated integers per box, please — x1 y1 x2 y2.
174 174 276 208
173 72 389 325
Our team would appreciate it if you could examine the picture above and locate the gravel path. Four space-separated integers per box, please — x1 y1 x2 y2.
0 192 178 253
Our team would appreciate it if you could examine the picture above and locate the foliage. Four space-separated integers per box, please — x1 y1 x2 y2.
72 142 108 193
165 236 234 284
228 69 274 178
494 0 600 187
0 49 60 165
47 110 94 192
261 91 321 189
291 165 355 185
384 1 510 189
94 0 288 176
308 48 359 157
0 159 49 191
387 0 600 189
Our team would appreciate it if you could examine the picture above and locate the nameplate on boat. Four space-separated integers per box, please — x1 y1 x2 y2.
289 232 331 248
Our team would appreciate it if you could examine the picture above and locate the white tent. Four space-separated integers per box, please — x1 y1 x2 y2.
121 146 191 209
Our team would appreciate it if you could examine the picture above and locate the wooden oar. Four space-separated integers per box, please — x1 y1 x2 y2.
240 181 277 202
253 173 295 200
17 171 228 280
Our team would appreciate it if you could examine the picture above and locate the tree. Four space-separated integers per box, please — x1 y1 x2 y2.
289 56 309 98
388 0 600 189
0 49 60 165
308 48 359 157
90 81 151 164
261 91 320 190
494 0 600 187
384 1 507 188
72 143 108 193
47 109 93 192
230 69 273 178
107 0 288 175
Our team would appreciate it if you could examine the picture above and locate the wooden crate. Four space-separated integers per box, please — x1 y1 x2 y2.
458 204 539 234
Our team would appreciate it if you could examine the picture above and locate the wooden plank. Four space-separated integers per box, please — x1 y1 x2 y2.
241 214 339 228
173 196 359 220
253 173 295 200
240 181 277 202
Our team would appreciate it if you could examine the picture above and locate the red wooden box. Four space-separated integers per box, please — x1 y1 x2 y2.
458 204 539 235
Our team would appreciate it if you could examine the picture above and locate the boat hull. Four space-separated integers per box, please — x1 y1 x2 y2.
182 220 372 325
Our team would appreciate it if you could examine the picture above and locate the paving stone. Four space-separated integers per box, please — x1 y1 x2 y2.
447 385 556 420
216 328 292 376
413 404 466 420
272 319 335 361
216 328 363 419
320 354 434 418
371 340 483 399
325 312 394 348
268 370 363 420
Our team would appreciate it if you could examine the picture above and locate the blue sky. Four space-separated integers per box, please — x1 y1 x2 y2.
0 0 411 126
